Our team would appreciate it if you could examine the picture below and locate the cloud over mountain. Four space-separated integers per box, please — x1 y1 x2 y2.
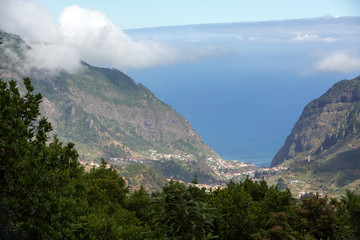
0 0 214 72
58 5 184 69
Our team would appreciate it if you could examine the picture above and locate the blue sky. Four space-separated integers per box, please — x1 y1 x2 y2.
1 0 359 71
32 0 360 29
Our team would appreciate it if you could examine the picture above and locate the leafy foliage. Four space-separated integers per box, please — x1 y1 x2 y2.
295 194 341 239
0 77 85 238
210 177 296 239
152 181 216 240
341 190 360 239
277 177 287 191
0 76 148 239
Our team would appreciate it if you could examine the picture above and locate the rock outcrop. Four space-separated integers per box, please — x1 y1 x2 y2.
272 76 360 167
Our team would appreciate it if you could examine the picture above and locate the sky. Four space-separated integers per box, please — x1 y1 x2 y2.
0 0 359 72
30 0 360 29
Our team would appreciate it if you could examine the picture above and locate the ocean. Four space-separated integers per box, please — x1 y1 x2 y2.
125 18 359 166
127 59 353 167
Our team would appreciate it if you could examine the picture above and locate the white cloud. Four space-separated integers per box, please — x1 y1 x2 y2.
0 1 216 72
291 33 336 42
0 0 60 43
58 5 184 69
315 50 360 73
25 43 80 73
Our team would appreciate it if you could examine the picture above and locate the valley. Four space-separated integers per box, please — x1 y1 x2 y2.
1 2 360 238
1 27 359 197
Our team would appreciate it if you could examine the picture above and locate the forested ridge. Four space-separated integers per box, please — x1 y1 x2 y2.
1 42 360 239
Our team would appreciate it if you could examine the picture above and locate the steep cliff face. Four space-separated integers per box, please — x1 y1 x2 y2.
272 76 360 167
0 30 218 160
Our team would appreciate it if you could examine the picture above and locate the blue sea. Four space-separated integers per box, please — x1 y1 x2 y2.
125 18 359 167
127 58 353 167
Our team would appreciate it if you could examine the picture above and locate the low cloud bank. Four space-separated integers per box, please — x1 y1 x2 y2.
291 32 336 42
0 1 216 73
316 50 360 73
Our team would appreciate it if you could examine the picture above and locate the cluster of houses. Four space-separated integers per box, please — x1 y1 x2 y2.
166 178 225 191
147 149 194 162
79 161 111 169
109 157 144 164
206 157 257 180
107 150 195 164
259 166 289 172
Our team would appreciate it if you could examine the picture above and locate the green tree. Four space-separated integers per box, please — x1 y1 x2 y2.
252 212 298 240
0 77 86 238
191 174 198 184
85 159 129 206
341 190 360 239
211 180 256 240
277 177 287 191
152 180 216 239
295 194 341 240
124 186 151 222
210 177 296 240
78 160 149 239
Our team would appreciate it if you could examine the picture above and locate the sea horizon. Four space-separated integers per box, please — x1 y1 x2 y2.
126 18 359 167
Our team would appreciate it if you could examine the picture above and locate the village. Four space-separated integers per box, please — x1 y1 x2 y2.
78 152 323 198
80 149 293 186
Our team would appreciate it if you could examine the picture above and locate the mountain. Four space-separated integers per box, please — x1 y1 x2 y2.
0 29 218 162
270 75 360 195
272 76 360 166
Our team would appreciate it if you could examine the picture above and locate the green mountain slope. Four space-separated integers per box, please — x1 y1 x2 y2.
270 75 360 196
0 30 218 162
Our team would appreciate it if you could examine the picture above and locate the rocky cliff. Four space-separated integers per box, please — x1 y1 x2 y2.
0 30 218 161
272 76 360 167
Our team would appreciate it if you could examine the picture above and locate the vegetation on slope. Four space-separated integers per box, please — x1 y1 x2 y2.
0 29 218 163
272 76 360 167
1 72 360 239
270 76 360 196
116 163 168 193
